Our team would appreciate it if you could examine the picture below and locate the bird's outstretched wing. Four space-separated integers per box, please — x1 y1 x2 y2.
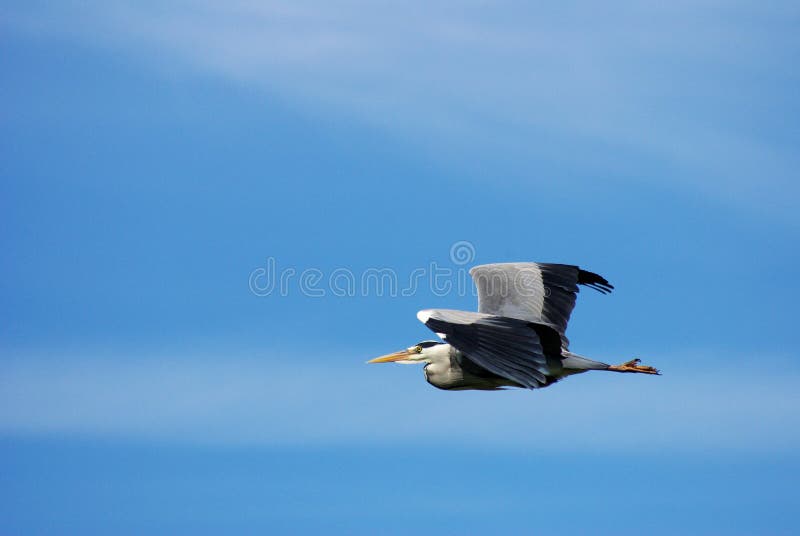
417 309 561 389
469 262 612 346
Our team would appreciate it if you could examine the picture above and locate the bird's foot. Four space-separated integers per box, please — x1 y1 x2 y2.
608 358 660 375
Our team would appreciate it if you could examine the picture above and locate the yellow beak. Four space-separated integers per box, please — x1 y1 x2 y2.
367 350 413 364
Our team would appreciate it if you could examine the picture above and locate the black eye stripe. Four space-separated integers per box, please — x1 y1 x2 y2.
416 340 441 349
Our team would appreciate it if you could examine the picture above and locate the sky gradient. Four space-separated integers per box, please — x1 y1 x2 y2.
2 2 799 534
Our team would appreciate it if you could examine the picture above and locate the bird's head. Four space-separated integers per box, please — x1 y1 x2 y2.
367 340 445 365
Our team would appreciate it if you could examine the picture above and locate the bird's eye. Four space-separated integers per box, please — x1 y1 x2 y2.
414 345 423 353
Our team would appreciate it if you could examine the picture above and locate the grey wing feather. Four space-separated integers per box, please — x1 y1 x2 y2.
417 309 551 389
469 262 612 346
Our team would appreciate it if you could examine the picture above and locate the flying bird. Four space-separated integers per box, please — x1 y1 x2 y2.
368 262 659 390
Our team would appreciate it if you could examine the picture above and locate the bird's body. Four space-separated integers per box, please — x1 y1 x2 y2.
369 262 658 391
421 344 517 390
421 343 606 391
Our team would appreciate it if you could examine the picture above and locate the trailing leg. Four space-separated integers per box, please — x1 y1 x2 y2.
607 358 660 375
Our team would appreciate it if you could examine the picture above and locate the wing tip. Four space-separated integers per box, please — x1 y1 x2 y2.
578 269 614 294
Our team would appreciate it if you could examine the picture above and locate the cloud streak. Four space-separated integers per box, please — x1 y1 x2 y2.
5 1 800 221
1 351 798 452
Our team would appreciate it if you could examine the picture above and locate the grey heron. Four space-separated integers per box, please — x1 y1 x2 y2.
368 262 658 390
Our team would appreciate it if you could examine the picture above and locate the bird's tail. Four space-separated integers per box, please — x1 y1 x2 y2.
561 352 609 371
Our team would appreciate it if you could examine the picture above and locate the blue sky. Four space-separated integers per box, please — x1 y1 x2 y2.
1 2 799 534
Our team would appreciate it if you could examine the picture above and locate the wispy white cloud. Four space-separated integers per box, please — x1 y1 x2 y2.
5 1 799 220
1 351 798 452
